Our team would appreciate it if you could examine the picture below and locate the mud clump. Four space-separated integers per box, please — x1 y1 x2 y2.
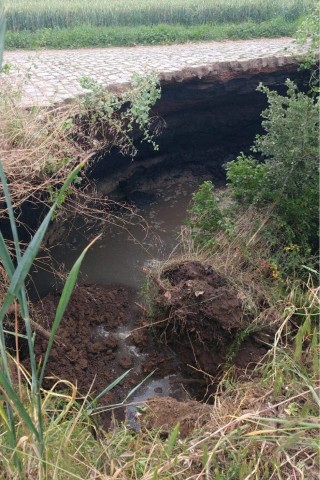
162 261 244 328
153 261 264 398
30 285 158 405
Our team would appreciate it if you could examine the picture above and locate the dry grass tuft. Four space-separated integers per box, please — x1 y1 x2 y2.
0 70 160 221
0 80 84 208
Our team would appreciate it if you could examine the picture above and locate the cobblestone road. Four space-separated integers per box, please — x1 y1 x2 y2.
2 38 301 107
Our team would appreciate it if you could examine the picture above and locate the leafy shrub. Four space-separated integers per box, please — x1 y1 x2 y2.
186 181 231 246
226 80 319 256
225 153 266 204
295 3 320 93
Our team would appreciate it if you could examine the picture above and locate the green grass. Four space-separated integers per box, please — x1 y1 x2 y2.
5 18 300 50
3 0 315 49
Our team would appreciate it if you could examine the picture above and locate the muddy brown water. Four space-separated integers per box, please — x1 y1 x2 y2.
32 172 216 295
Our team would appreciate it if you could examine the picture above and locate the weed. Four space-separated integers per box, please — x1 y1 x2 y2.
0 70 160 224
5 18 302 49
186 181 228 246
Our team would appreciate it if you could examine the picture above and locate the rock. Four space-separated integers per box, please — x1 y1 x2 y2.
127 408 142 433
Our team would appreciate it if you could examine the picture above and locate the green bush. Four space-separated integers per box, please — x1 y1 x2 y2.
186 181 231 246
225 153 266 204
226 80 319 255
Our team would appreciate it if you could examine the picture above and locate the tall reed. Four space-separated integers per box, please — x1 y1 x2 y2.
0 157 98 476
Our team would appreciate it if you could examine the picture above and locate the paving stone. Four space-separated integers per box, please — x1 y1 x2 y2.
1 38 304 107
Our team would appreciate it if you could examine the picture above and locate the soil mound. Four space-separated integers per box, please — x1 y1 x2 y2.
160 261 244 329
152 261 265 398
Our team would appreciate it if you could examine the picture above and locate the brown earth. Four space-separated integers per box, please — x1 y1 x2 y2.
28 285 175 410
152 260 268 399
15 262 269 429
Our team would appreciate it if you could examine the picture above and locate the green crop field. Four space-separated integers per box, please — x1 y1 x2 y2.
6 0 314 30
3 0 316 49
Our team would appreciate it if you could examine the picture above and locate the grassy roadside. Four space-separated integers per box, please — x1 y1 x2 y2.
5 18 300 50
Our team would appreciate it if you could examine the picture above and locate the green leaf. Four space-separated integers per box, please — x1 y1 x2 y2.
301 265 318 275
87 369 132 412
0 231 15 277
0 401 9 427
0 231 26 310
122 369 155 403
0 165 25 313
291 368 320 408
0 7 5 69
0 161 22 262
166 423 180 455
3 330 28 339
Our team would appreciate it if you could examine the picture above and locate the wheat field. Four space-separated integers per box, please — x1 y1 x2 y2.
6 0 314 31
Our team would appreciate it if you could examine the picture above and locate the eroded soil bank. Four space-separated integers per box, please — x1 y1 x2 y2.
30 70 309 297
11 68 306 430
